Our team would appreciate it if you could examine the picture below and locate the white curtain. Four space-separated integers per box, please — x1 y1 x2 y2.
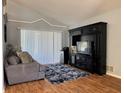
54 32 62 63
21 30 62 64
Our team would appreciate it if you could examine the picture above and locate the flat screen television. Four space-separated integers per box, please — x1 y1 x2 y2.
77 41 91 55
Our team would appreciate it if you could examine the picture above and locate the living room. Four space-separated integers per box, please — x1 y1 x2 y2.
1 0 122 93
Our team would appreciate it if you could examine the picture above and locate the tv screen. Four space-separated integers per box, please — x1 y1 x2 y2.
77 41 91 55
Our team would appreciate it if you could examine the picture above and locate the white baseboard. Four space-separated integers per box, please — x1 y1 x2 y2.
107 72 121 79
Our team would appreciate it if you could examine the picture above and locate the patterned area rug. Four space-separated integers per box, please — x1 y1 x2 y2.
45 64 89 84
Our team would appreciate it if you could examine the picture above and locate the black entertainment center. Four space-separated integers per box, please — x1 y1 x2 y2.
69 22 107 75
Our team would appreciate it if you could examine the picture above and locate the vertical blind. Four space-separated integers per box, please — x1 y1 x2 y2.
21 30 62 64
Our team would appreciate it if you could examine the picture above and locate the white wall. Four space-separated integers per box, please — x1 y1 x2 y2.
3 17 5 57
7 21 69 48
70 8 121 77
7 22 21 47
62 31 69 47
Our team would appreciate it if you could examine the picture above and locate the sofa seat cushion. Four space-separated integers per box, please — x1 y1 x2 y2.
40 65 46 72
7 56 20 65
17 51 33 63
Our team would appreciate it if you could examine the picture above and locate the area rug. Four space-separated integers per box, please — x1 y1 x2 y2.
45 64 89 84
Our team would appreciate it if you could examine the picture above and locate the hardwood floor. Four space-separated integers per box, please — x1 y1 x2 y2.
5 74 121 93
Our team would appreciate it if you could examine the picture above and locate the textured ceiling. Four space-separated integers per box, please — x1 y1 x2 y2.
7 0 121 27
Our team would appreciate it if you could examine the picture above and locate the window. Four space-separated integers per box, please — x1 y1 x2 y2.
21 30 62 64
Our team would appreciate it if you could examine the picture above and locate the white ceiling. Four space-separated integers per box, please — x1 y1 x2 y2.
7 0 121 27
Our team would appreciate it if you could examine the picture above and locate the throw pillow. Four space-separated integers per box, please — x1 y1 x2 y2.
17 51 33 63
7 56 20 65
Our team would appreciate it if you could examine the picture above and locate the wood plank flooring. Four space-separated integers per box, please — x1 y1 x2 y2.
5 74 121 93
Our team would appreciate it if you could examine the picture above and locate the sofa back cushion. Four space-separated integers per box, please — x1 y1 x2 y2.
17 51 33 63
6 44 17 57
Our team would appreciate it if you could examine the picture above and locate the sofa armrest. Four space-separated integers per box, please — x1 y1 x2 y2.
5 62 41 85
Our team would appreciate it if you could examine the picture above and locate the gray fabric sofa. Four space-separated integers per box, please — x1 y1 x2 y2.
5 60 45 85
4 44 46 85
